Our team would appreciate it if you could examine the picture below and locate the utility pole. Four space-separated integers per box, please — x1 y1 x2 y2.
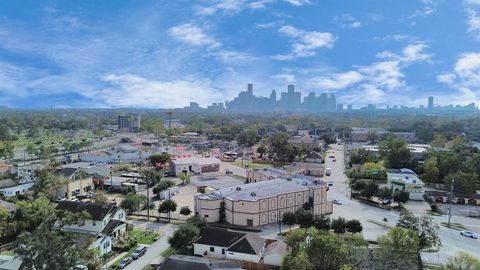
448 177 454 227
167 111 173 145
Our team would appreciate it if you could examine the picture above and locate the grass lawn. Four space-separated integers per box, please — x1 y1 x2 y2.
160 247 175 257
232 161 273 169
142 266 155 270
130 229 160 245
109 230 160 269
440 222 466 230
0 250 14 256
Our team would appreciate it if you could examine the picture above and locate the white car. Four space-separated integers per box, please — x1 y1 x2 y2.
332 199 342 205
460 230 478 239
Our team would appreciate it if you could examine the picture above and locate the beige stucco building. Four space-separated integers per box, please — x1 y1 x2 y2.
194 177 333 227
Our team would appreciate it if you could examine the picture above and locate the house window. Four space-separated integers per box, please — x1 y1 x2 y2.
210 247 214 252
93 221 96 226
222 249 225 255
204 215 209 218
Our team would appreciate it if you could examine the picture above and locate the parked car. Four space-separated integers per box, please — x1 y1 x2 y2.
382 199 392 205
328 181 333 186
131 245 147 259
54 197 67 203
225 169 233 174
332 199 342 205
460 230 478 239
117 257 132 269
332 159 336 162
329 155 335 158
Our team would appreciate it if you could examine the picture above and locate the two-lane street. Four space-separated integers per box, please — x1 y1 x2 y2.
325 143 480 264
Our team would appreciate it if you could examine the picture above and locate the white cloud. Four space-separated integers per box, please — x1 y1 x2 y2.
273 25 334 60
465 0 480 5
307 71 363 90
283 0 311 6
334 14 362 29
167 23 221 48
98 74 224 108
272 73 296 84
467 9 480 39
359 61 405 90
249 0 274 9
437 52 480 105
408 0 438 19
376 42 432 63
215 50 256 63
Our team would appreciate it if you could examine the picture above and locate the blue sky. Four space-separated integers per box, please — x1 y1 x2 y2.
1 0 480 108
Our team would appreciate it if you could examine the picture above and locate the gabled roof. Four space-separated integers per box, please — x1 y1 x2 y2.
56 201 115 221
0 179 16 189
102 219 125 234
194 227 245 247
227 234 265 255
158 255 243 270
55 167 77 178
264 240 288 256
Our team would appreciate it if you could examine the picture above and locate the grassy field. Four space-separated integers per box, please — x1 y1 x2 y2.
232 161 273 169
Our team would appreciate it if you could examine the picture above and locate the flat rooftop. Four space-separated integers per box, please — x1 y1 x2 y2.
210 177 325 202
251 168 290 178
191 175 244 190
172 157 220 166
387 170 423 185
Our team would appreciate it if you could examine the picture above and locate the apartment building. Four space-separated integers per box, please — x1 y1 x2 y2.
194 177 332 227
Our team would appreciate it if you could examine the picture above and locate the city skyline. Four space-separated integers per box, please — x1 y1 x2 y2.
1 1 480 109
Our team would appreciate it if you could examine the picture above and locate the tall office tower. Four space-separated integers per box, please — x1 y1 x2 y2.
247 83 253 96
428 96 434 110
269 90 277 101
269 90 277 110
347 104 353 110
318 93 328 111
303 92 316 112
118 115 131 131
280 85 301 111
336 104 344 111
327 94 336 111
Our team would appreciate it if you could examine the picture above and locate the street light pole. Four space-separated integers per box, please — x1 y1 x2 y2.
448 177 454 227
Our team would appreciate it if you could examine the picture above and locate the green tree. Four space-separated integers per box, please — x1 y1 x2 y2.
257 145 267 158
178 172 191 184
375 227 420 270
281 251 314 270
32 167 66 200
360 182 379 201
158 199 177 221
180 206 191 216
91 191 108 204
422 157 440 183
140 168 163 188
149 153 171 167
331 217 346 235
431 135 448 148
268 132 295 162
378 137 412 169
351 181 366 194
349 148 377 165
444 171 479 195
185 215 207 229
168 223 200 251
0 141 14 160
14 210 89 270
441 251 480 270
153 179 175 196
314 215 331 231
393 190 410 206
120 194 146 213
282 212 296 230
367 131 377 144
345 219 363 235
377 187 393 200
295 209 314 233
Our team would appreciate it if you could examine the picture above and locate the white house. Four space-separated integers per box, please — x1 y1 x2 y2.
0 180 34 197
76 233 112 256
193 227 273 265
56 201 127 239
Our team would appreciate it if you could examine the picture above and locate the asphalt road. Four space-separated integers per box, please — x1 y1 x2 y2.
326 143 480 264
123 221 177 270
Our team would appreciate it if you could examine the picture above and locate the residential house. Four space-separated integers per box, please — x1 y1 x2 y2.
0 179 34 197
158 255 243 270
0 200 17 216
289 134 323 151
194 227 276 265
56 201 127 239
55 168 94 199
